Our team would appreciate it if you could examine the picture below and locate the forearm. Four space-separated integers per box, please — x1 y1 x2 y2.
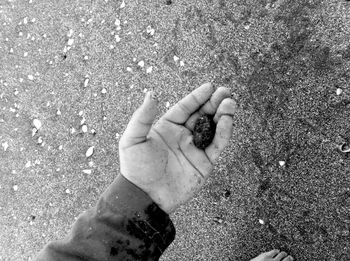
34 173 176 261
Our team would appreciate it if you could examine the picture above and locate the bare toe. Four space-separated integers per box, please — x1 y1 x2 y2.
265 249 280 257
274 251 288 260
250 249 281 261
283 256 294 261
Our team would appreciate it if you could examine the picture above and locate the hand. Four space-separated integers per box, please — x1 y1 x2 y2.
119 82 237 214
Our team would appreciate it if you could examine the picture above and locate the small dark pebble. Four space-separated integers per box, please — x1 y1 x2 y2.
193 114 216 149
165 0 172 4
223 189 231 198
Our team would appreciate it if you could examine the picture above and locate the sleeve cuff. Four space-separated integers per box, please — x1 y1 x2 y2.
97 173 176 253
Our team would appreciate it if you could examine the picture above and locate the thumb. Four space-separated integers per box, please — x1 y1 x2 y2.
119 91 159 149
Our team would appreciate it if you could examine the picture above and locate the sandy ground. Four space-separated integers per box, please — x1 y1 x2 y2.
1 0 350 260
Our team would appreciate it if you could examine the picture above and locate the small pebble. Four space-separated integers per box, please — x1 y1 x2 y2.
138 60 145 67
259 219 265 225
336 88 343 95
37 136 43 144
115 18 121 26
115 35 121 42
180 60 185 66
28 75 34 80
56 109 61 115
58 145 63 150
101 88 107 94
13 185 18 191
65 189 71 194
120 0 125 8
173 55 179 62
278 161 285 166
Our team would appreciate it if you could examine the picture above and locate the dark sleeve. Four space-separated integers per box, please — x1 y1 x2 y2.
34 173 176 261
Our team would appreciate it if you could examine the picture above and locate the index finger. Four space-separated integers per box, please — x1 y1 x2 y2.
162 82 215 124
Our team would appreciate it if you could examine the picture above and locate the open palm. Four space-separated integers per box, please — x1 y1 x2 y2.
119 83 237 214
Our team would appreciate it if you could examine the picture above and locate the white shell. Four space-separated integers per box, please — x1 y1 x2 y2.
340 143 350 153
67 38 74 46
82 125 88 132
33 119 42 129
82 169 92 174
2 141 9 151
86 146 94 157
84 78 89 87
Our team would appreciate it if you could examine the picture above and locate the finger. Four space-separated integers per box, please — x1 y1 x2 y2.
199 87 231 115
163 82 215 124
184 87 231 131
205 115 233 165
119 91 158 149
213 98 237 123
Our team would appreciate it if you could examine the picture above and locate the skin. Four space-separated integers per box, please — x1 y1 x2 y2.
119 82 294 261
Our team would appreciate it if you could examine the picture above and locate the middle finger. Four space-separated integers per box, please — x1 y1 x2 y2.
184 86 231 131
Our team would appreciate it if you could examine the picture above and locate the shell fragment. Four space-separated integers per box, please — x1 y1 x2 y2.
86 146 94 157
33 119 42 129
